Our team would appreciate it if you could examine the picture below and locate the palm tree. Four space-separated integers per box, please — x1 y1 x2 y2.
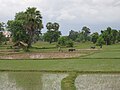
45 22 61 43
46 22 53 31
101 27 112 45
82 26 91 41
24 7 43 47
53 22 59 31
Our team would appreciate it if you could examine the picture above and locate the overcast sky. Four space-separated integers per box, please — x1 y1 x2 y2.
0 0 120 35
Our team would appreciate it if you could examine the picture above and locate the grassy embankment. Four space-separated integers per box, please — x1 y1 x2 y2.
0 42 120 73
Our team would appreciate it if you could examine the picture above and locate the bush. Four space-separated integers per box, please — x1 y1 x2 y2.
58 36 74 47
66 39 74 47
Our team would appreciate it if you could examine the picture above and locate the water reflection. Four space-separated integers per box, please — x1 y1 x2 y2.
42 73 68 90
0 72 120 90
8 72 42 90
0 72 67 90
75 74 120 90
0 73 19 90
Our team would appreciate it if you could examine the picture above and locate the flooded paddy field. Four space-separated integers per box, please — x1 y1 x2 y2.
75 74 120 90
0 72 120 90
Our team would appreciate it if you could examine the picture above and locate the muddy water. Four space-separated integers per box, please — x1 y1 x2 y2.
0 72 120 90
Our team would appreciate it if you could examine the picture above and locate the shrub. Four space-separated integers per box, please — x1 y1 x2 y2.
58 36 74 47
66 39 74 47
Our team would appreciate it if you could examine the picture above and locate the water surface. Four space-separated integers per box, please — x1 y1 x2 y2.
0 72 120 90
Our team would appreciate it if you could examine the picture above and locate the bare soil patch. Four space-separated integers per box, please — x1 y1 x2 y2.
0 52 86 59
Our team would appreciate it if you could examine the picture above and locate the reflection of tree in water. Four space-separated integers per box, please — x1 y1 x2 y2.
8 72 42 90
61 72 78 90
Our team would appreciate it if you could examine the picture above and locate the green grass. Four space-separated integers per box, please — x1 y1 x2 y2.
32 41 95 49
32 41 56 48
82 43 120 59
102 43 120 50
30 41 97 52
74 42 96 49
61 72 77 90
0 42 120 73
83 51 120 59
0 59 120 72
0 41 98 53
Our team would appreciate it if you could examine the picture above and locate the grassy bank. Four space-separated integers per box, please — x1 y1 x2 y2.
0 58 120 72
61 72 77 90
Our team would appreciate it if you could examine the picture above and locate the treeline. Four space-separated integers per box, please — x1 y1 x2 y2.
43 25 120 47
0 7 120 50
68 27 120 46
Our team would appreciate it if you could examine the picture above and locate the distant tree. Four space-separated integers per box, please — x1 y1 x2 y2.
44 22 61 43
96 35 105 46
101 27 112 45
76 32 85 42
111 29 118 44
91 32 99 44
58 36 74 47
117 30 120 42
97 27 120 45
68 30 79 41
58 36 68 46
82 26 91 41
66 39 74 47
46 22 53 31
52 22 59 31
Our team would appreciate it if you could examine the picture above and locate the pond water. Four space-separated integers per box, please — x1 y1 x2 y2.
0 72 120 90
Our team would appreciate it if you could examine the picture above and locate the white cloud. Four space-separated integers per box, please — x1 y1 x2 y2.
0 0 120 34
36 0 120 23
1 0 120 22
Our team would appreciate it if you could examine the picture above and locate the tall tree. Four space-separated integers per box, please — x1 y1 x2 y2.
46 22 53 31
7 7 43 47
44 22 61 43
23 7 43 47
68 30 79 41
101 27 112 45
82 26 91 41
111 29 118 44
91 32 99 44
117 30 120 42
52 22 59 31
97 35 105 46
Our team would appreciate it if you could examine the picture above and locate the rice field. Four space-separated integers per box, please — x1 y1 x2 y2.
0 72 120 90
0 42 120 90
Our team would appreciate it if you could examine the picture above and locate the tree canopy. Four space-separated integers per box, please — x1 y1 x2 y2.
7 7 43 48
44 22 61 43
